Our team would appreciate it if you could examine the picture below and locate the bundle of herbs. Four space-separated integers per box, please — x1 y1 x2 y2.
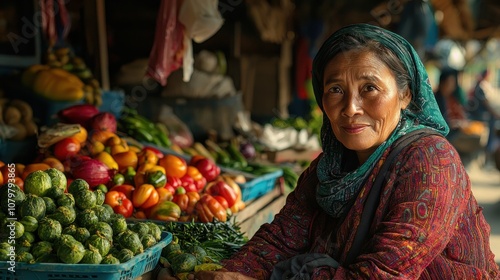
164 217 248 262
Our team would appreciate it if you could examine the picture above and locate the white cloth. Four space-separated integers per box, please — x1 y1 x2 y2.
178 0 224 82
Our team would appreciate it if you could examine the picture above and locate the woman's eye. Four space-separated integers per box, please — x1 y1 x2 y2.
327 86 342 94
364 85 377 92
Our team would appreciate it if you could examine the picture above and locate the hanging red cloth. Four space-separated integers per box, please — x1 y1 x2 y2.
295 37 312 100
146 0 185 86
40 0 70 48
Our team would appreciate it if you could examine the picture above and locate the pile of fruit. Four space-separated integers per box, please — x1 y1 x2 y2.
0 98 37 141
21 47 103 106
3 103 246 224
0 168 164 264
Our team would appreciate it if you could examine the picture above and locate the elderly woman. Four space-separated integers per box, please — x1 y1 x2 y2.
192 24 499 279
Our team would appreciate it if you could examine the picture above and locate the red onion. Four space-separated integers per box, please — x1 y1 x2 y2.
57 104 99 127
70 158 112 188
89 112 117 133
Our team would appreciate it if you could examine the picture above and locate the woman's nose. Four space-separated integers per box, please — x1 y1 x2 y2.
342 93 362 117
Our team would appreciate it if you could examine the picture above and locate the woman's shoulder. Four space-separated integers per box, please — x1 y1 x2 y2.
397 133 460 163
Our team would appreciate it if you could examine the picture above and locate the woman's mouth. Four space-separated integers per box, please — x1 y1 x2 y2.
342 125 367 134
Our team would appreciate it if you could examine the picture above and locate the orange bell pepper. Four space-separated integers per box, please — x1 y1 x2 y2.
138 149 159 166
132 183 159 209
173 190 201 213
195 194 227 223
186 166 203 181
157 187 173 202
158 154 187 178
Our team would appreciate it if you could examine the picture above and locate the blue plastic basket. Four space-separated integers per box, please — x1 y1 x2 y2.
240 170 283 202
0 232 172 280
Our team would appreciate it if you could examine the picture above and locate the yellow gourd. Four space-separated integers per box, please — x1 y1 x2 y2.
30 67 84 101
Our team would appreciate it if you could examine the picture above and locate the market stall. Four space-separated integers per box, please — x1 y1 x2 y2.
1 0 500 279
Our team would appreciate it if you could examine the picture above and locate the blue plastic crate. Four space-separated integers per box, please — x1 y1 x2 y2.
0 232 172 280
240 170 283 202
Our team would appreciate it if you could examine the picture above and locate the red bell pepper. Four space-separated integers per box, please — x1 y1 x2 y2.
164 183 176 194
195 176 207 192
104 191 133 218
167 176 182 188
180 175 197 193
206 180 238 208
190 156 220 182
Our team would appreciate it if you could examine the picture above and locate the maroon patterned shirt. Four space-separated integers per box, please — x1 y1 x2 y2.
222 135 499 279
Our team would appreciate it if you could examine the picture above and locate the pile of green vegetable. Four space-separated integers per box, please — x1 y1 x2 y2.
0 169 163 264
158 218 248 276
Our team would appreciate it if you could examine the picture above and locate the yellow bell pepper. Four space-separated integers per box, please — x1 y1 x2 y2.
95 151 119 170
89 141 105 155
137 163 165 174
110 143 129 155
32 68 84 101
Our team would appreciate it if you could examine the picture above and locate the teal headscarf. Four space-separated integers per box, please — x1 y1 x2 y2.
312 24 449 218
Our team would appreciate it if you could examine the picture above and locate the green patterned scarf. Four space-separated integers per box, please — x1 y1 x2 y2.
312 24 449 218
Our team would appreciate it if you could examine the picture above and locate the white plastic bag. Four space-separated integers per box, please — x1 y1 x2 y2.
178 0 224 82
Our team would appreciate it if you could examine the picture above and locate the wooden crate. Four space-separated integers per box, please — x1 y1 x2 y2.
235 185 286 238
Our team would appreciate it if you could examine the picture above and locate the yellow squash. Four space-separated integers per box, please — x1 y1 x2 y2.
32 67 84 101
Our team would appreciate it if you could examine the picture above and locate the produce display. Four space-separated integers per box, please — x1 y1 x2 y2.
21 48 104 106
0 99 37 141
4 103 246 225
118 107 172 149
174 138 299 191
157 219 247 278
0 168 164 264
0 77 300 280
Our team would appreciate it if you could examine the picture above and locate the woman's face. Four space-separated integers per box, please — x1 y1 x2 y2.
322 50 411 164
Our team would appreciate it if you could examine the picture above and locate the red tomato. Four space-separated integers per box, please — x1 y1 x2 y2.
109 184 135 200
104 191 133 218
53 138 81 161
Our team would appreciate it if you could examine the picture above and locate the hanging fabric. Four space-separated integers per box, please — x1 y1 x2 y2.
146 0 185 86
178 0 224 82
40 0 71 48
